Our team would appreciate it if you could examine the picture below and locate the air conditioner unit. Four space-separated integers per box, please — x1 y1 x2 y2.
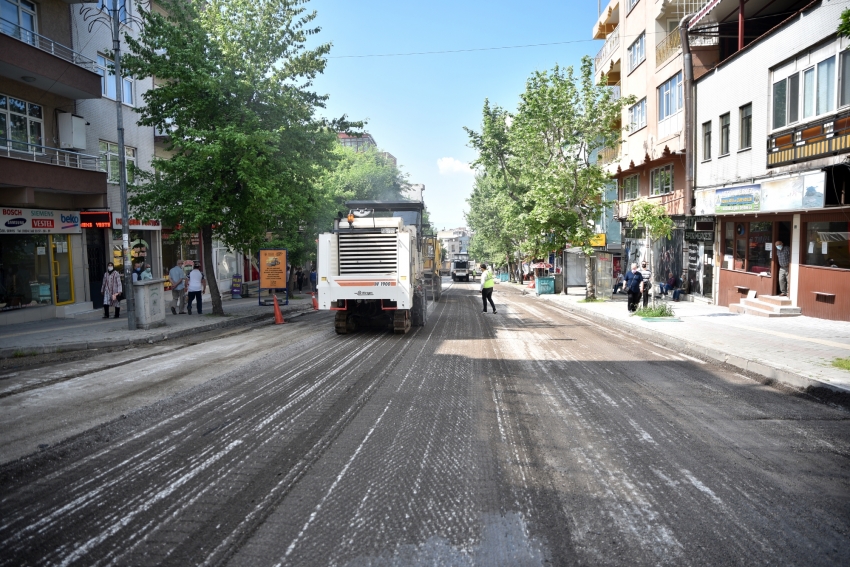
57 113 87 150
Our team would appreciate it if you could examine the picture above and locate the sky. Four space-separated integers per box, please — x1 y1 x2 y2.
306 0 604 231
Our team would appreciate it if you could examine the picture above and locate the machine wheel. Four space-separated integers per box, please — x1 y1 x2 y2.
334 311 349 334
393 309 411 334
411 292 426 327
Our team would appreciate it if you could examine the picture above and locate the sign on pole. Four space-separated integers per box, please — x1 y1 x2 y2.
258 249 288 306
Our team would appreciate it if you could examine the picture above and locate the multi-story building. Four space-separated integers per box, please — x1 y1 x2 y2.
694 0 849 320
70 1 160 290
1 0 108 324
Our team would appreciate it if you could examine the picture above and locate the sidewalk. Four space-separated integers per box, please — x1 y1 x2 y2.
0 290 316 359
508 282 850 394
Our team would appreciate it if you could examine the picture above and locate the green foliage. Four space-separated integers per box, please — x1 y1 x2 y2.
627 200 674 241
832 357 850 372
634 304 675 318
839 9 850 38
465 57 635 296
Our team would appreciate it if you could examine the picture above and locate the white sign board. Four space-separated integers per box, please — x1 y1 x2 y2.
0 207 82 234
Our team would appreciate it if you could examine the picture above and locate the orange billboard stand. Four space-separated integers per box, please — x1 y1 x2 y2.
258 249 288 306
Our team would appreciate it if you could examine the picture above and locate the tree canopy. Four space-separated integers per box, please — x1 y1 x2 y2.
122 0 351 313
465 58 634 295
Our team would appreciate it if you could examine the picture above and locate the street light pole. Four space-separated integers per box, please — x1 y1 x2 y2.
110 0 136 330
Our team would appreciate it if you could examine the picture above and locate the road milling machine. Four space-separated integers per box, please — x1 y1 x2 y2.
317 201 430 335
422 233 442 302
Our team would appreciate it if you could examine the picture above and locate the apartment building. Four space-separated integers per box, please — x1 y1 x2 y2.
0 0 108 324
694 0 849 320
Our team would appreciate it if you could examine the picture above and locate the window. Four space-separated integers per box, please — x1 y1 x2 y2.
747 222 773 274
720 113 730 155
841 50 850 108
626 0 639 12
622 175 639 200
702 121 712 160
628 32 645 73
658 72 683 122
650 164 673 196
96 55 133 105
98 0 129 24
99 141 137 184
739 104 752 149
0 93 43 153
774 50 844 128
1 0 37 45
804 221 850 269
629 98 646 130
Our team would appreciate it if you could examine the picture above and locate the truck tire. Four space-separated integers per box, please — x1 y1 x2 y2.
411 292 426 327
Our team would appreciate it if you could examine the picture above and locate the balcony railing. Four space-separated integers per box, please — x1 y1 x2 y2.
1 18 98 72
598 144 621 165
1 139 101 171
767 109 850 168
656 26 681 66
594 24 620 72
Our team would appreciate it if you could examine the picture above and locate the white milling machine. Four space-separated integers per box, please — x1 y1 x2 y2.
317 201 428 334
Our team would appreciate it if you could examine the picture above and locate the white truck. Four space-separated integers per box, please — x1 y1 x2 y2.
317 201 428 334
451 254 471 282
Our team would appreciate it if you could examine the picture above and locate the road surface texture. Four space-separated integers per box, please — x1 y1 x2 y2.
1 279 848 566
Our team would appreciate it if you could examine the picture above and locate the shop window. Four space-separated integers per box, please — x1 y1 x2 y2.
725 221 749 271
51 235 74 304
804 221 850 269
747 222 773 274
0 234 53 311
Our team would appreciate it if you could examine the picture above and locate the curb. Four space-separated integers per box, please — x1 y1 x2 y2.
529 292 850 396
0 305 315 360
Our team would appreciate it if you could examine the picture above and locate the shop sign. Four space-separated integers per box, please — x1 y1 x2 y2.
761 171 825 211
590 233 606 247
259 249 287 289
112 217 162 230
0 208 82 234
685 216 715 230
685 230 714 241
716 185 761 213
80 211 112 229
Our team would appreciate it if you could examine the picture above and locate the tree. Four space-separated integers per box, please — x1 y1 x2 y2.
627 199 673 308
839 9 850 38
465 173 526 279
466 58 634 298
122 0 345 315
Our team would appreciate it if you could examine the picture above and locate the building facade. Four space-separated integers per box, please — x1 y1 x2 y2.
694 0 849 320
1 0 108 324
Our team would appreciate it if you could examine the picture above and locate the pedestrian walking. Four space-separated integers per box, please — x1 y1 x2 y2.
479 263 497 314
775 240 791 296
624 262 643 313
296 267 304 292
639 260 652 308
613 271 624 294
168 259 187 315
187 264 206 315
309 268 317 292
101 262 122 319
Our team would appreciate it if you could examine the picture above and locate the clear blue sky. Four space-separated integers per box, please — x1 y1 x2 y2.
307 0 603 231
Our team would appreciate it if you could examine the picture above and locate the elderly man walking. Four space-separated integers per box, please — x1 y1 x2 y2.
169 259 187 315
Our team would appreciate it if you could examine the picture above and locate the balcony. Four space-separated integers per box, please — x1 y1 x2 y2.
0 139 107 202
595 24 620 75
598 144 621 166
656 27 681 67
767 109 850 168
0 18 101 99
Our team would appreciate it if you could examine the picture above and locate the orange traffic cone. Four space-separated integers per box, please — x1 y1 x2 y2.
311 292 319 310
273 294 285 324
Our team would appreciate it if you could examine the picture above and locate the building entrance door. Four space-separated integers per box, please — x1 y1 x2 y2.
701 242 713 299
87 229 106 308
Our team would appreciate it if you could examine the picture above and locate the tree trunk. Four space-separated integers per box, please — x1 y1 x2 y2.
202 224 225 315
584 252 595 300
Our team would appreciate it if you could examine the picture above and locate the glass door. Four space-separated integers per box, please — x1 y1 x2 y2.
701 242 713 299
50 235 74 305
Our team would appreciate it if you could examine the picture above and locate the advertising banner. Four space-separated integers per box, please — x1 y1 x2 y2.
761 171 825 211
0 207 82 234
259 249 287 289
112 217 162 230
715 185 761 213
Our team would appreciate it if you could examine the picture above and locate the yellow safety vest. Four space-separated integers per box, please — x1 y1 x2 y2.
482 270 495 289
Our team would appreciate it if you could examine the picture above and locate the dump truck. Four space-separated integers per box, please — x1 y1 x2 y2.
317 200 428 334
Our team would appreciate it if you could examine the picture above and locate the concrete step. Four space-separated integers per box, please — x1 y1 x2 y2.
758 295 792 307
741 298 802 314
741 304 802 317
729 303 746 314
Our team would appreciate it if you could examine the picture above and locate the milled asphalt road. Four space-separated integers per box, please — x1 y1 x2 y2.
0 278 848 566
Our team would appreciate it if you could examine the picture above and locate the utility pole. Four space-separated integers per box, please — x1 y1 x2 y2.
111 0 136 330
